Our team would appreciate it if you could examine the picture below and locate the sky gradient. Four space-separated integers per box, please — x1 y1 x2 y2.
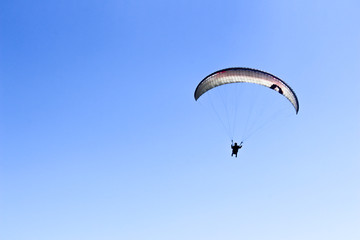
1 0 360 239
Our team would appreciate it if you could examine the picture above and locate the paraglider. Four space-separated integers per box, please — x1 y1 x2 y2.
194 67 299 156
231 140 243 157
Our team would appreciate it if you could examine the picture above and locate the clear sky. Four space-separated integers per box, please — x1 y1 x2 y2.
1 0 359 239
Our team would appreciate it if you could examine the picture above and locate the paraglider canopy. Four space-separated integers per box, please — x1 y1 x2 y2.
194 67 299 114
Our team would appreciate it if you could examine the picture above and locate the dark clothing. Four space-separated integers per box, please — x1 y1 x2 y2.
231 143 242 157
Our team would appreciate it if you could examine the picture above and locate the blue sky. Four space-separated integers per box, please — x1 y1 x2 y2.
1 0 359 239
